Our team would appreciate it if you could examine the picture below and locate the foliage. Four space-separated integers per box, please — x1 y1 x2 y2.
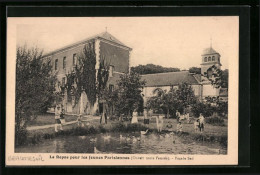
131 64 180 75
205 116 225 126
191 101 214 118
203 65 228 88
189 67 201 74
191 96 228 118
104 72 146 117
16 46 56 145
97 55 111 99
147 82 196 117
65 43 97 107
204 96 228 117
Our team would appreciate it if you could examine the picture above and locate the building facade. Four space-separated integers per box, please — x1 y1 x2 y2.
44 32 132 114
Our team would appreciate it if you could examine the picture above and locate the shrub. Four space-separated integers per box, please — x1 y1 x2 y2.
191 101 215 118
205 116 225 126
15 128 28 146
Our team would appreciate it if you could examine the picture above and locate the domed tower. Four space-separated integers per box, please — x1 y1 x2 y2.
200 47 222 77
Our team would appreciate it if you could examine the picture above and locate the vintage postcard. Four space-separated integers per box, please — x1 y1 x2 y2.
6 17 238 166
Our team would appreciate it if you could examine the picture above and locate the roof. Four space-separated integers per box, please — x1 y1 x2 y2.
140 71 200 87
44 32 131 57
193 74 201 82
219 88 228 97
202 47 219 55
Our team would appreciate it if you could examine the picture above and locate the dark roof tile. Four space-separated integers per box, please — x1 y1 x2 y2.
141 71 199 87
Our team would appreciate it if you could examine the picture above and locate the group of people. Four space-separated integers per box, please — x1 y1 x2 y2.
131 107 206 134
54 105 65 132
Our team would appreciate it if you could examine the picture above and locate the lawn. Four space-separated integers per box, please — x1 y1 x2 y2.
27 116 227 145
27 113 78 126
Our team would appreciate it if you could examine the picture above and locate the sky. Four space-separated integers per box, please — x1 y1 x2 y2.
15 17 238 70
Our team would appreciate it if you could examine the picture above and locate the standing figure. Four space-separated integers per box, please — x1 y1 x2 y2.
156 113 164 133
194 119 200 132
54 105 62 132
60 108 66 125
148 108 153 118
176 110 181 122
186 112 190 123
143 108 149 125
199 113 205 133
131 109 138 124
100 103 108 124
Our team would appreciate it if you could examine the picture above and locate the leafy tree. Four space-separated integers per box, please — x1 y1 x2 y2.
147 82 196 118
131 64 180 75
65 43 97 108
203 65 228 88
189 67 201 74
110 72 146 117
16 46 56 145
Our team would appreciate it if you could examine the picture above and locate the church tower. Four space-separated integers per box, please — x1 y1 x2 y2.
200 45 222 77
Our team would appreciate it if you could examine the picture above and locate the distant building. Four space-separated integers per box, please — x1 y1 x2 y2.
141 46 227 106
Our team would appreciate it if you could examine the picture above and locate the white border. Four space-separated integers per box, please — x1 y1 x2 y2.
6 17 238 166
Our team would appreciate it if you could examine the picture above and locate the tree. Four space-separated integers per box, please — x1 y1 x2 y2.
111 72 146 117
147 82 196 118
131 64 180 75
65 43 97 109
189 67 201 74
203 65 228 88
16 46 56 145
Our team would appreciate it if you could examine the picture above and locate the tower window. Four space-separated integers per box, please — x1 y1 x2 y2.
63 57 66 69
55 59 58 70
73 53 77 65
204 57 207 62
212 56 215 61
208 56 211 61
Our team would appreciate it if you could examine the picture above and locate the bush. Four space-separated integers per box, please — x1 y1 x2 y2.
15 129 28 146
205 116 225 126
191 101 215 118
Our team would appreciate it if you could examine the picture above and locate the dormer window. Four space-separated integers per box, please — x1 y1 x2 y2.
109 65 114 77
208 56 211 61
204 57 207 62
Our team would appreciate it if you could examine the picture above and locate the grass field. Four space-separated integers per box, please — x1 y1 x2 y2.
27 113 78 126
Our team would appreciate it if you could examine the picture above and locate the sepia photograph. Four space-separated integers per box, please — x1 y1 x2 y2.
6 16 238 165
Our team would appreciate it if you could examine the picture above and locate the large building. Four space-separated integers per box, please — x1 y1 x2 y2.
44 32 132 114
44 32 227 115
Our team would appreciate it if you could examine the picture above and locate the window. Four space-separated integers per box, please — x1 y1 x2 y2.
73 54 77 65
208 56 211 61
63 57 66 69
55 59 58 70
62 77 66 86
109 65 114 77
109 84 114 92
212 56 215 61
204 57 207 62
